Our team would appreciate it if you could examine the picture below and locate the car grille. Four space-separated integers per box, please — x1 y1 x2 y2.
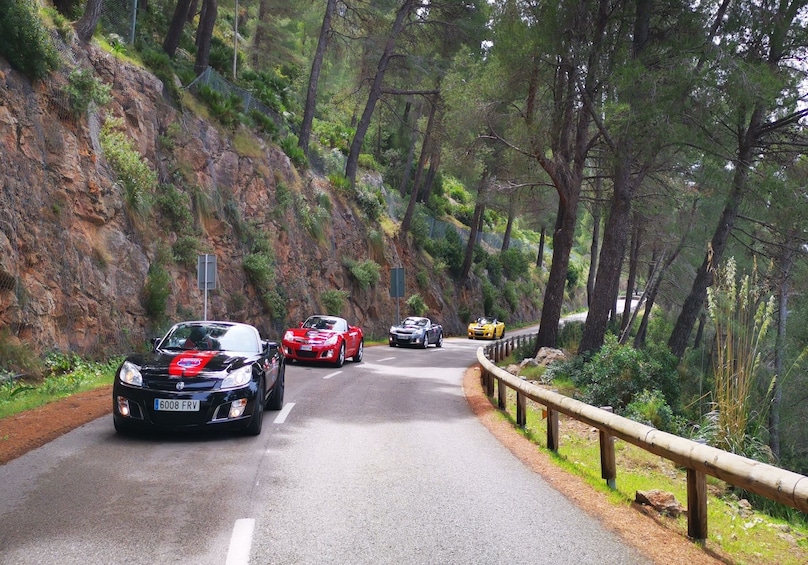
295 349 318 359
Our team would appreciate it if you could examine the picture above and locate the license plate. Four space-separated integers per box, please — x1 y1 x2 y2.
154 398 200 411
300 345 312 351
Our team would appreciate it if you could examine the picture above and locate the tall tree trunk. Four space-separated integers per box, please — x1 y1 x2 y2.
345 0 416 187
194 0 218 75
251 0 269 67
579 158 634 355
770 239 795 460
460 198 485 281
587 175 602 309
397 101 423 197
620 219 641 336
75 0 104 43
536 224 546 268
668 107 763 357
299 0 337 155
163 0 194 57
419 145 440 203
501 201 515 252
401 95 438 233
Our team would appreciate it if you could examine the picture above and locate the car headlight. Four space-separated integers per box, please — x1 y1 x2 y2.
283 330 294 341
222 365 253 389
118 360 143 387
324 334 339 346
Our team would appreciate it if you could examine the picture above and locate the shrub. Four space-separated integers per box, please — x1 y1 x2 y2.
503 281 518 311
100 117 157 216
144 261 171 321
172 236 199 267
625 389 679 433
156 183 194 234
66 68 112 117
279 135 307 168
501 248 530 280
571 335 680 413
416 269 429 289
343 258 381 290
406 294 428 316
557 320 584 351
321 289 349 315
0 0 59 81
408 205 431 249
355 185 384 221
482 280 495 316
243 253 274 289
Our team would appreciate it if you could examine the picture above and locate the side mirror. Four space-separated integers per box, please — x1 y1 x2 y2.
151 337 161 352
298 321 305 328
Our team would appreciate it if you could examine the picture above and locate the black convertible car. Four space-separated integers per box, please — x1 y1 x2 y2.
112 321 285 436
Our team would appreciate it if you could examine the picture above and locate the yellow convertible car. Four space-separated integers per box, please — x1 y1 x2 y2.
467 317 505 340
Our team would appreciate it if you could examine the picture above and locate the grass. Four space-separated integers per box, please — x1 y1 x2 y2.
490 379 808 564
0 355 120 420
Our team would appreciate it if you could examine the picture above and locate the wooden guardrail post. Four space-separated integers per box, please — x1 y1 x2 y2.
516 391 526 427
547 406 559 451
498 376 507 410
599 406 616 489
687 468 708 541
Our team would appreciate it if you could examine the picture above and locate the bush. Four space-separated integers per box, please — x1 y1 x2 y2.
172 236 199 267
624 389 682 434
100 117 157 216
279 135 307 168
66 68 112 117
144 262 171 321
321 289 349 315
156 183 194 234
501 248 530 280
406 294 428 316
408 205 431 249
0 0 60 81
571 335 680 413
343 258 380 290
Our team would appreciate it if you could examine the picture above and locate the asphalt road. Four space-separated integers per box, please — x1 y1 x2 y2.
0 335 649 565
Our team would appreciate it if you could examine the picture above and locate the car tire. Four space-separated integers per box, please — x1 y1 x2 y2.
334 342 345 367
266 364 285 410
500 329 505 339
245 382 264 436
352 339 364 362
421 336 428 349
436 332 443 348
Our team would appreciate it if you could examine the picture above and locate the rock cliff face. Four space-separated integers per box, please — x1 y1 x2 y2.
0 38 538 356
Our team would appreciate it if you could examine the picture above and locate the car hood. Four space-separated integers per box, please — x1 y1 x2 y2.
131 350 254 379
391 323 425 332
284 328 340 344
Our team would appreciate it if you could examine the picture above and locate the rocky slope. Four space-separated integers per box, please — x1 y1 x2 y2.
0 36 539 358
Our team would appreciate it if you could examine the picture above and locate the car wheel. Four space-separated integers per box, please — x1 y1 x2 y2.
421 336 428 349
245 382 264 436
436 332 443 348
500 329 505 339
266 364 285 410
352 339 364 362
334 342 345 367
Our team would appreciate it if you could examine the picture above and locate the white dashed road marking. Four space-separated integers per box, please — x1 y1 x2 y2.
273 402 295 424
323 371 342 379
377 357 396 362
225 518 254 565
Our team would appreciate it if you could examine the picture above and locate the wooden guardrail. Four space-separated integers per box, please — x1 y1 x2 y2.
478 334 808 541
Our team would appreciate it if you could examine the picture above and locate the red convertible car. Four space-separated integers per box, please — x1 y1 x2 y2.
282 315 364 367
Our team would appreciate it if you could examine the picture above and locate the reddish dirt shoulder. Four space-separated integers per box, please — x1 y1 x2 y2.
0 385 112 465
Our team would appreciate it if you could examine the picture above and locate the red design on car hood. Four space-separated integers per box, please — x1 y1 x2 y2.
168 351 217 377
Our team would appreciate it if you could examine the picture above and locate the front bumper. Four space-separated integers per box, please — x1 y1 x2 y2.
389 333 425 346
282 342 339 363
112 381 258 432
468 328 495 339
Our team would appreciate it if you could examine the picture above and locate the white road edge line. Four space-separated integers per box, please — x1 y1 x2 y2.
225 518 254 565
273 402 295 424
323 370 342 379
377 357 396 362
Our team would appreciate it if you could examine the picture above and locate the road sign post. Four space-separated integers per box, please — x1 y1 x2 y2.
390 267 405 324
197 254 217 320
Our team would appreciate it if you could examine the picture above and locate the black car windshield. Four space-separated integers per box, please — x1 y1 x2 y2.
402 317 426 326
160 323 260 353
303 316 343 331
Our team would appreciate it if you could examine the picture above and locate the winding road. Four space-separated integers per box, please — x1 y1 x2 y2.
0 334 649 564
